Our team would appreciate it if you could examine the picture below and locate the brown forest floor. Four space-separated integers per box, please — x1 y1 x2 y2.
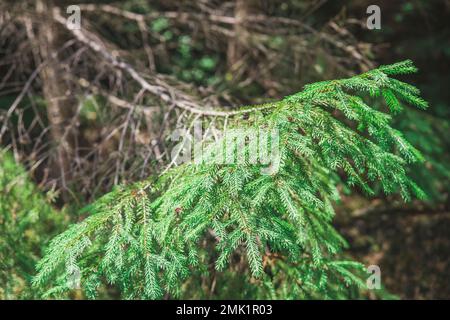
337 199 450 299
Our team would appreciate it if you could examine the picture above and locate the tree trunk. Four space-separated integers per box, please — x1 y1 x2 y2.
227 0 258 73
36 0 76 195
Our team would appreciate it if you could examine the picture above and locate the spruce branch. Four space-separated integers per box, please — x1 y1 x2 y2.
34 61 429 299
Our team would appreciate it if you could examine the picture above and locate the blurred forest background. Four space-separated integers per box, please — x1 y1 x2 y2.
0 0 449 299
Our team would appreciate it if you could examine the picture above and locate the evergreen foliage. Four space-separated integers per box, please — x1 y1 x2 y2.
394 108 450 201
33 61 428 299
0 150 67 298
